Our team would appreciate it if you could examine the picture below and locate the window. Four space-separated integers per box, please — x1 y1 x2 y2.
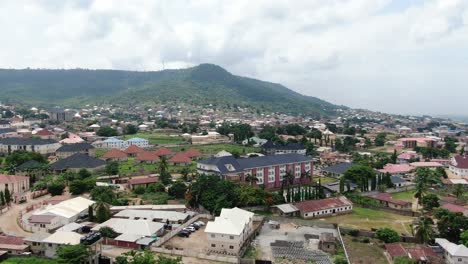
211 244 216 248
211 234 215 238
229 246 234 249
230 236 234 240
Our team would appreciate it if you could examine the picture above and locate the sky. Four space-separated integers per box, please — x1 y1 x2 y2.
1 0 467 116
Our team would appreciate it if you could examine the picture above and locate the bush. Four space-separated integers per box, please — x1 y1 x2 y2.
146 183 165 193
348 229 360 237
133 186 146 195
376 228 400 243
47 181 65 196
334 255 348 264
361 238 370 243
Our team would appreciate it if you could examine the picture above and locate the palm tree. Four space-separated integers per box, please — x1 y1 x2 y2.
5 164 16 175
244 173 258 186
158 157 168 174
412 217 435 244
414 168 441 205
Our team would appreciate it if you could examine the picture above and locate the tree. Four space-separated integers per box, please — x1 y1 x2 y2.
0 191 5 207
375 228 400 243
444 137 457 153
91 186 120 205
88 205 94 221
47 181 65 196
78 168 92 179
69 178 95 195
56 244 90 264
133 186 146 195
460 230 468 247
116 250 182 264
412 217 435 244
421 194 440 211
454 184 466 199
244 173 258 186
97 126 118 137
339 177 345 193
394 257 416 264
147 183 165 193
374 133 386 146
4 188 11 206
434 208 468 243
168 182 187 199
413 168 441 205
344 165 375 192
258 125 277 141
99 226 119 242
158 157 172 185
391 150 398 164
105 161 120 175
435 167 447 179
124 124 139 135
180 166 192 181
94 201 111 223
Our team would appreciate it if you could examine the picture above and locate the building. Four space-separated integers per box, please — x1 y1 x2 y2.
183 148 203 160
242 137 268 147
410 161 444 169
126 137 149 148
391 175 412 188
385 243 439 263
29 197 95 232
397 151 418 164
441 203 468 216
449 155 468 178
378 163 415 175
0 174 30 203
56 143 95 159
0 138 61 155
398 137 437 149
197 154 313 190
321 162 356 178
96 137 149 150
369 193 412 210
47 108 75 122
191 131 232 145
16 160 47 180
435 238 468 264
318 233 336 254
0 128 17 138
135 151 160 164
128 176 159 190
113 209 190 224
154 147 174 157
168 152 192 166
24 233 50 255
0 235 29 255
262 141 306 155
102 148 128 162
50 153 106 173
205 207 254 255
0 120 11 129
34 129 55 140
294 196 353 219
124 144 145 157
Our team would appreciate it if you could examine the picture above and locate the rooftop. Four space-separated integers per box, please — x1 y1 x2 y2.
294 196 353 213
50 153 106 170
92 218 164 236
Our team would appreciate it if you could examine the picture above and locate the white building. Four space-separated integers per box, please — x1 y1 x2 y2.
449 155 468 178
436 238 468 264
205 207 254 255
113 209 190 224
42 231 83 258
0 138 61 155
94 137 149 149
92 218 165 237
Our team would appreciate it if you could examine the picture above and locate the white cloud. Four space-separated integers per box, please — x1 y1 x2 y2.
0 0 467 115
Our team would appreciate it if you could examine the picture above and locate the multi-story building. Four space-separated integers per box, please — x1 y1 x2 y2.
0 120 11 129
55 143 95 159
262 141 306 155
0 138 61 155
449 155 468 178
435 238 468 264
205 207 254 255
197 154 313 189
0 174 30 203
94 137 149 149
47 108 75 122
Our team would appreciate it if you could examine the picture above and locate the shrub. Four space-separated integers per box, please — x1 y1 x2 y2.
361 238 370 243
348 229 360 237
376 228 400 243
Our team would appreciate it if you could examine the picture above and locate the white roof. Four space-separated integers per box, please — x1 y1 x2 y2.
110 204 186 211
205 207 253 236
35 197 95 219
450 179 468 185
436 238 468 257
114 210 189 222
42 231 83 245
89 124 100 128
92 218 164 236
273 204 299 214
115 233 143 242
214 150 232 157
56 222 84 232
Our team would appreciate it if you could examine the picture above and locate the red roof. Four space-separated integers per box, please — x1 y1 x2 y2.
294 196 352 213
35 129 54 136
442 203 467 213
378 163 414 174
183 148 203 158
135 151 160 162
453 155 468 169
154 147 174 157
28 214 56 224
0 174 29 184
102 148 127 159
385 243 407 257
124 145 145 154
169 152 191 163
0 235 24 245
370 193 411 206
129 177 158 185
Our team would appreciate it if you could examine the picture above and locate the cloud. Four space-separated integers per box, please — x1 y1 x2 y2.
0 0 467 115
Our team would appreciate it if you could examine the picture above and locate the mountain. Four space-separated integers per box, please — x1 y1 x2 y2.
0 64 345 116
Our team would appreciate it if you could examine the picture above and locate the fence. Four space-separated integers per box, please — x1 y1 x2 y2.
339 227 417 243
337 226 351 264
152 247 239 263
152 213 213 247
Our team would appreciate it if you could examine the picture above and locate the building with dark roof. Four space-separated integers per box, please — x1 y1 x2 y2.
262 141 306 156
321 162 356 177
16 160 48 179
450 155 468 178
197 153 313 190
0 138 61 155
0 128 16 138
0 120 11 128
50 153 106 173
56 143 95 159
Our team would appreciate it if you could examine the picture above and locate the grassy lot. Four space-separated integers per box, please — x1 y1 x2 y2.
118 158 196 175
342 236 388 264
170 144 261 155
3 257 58 264
317 176 338 184
391 191 415 202
95 148 106 158
123 132 187 145
321 206 414 235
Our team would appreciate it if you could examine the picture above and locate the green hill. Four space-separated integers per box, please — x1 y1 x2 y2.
0 64 344 116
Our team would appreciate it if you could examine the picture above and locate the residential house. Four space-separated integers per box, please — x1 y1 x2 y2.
102 148 128 162
183 148 203 160
0 174 30 203
124 144 145 157
322 181 358 196
449 155 468 178
28 214 61 233
205 207 254 255
50 153 106 173
0 120 11 129
135 151 160 164
397 151 419 164
271 204 299 217
0 128 17 138
97 138 126 149
369 193 412 210
126 137 149 148
59 133 84 144
391 175 412 188
191 131 232 145
197 154 313 190
154 147 174 158
113 209 190 224
128 176 159 190
378 163 415 175
319 233 336 254
441 203 468 217
242 137 268 147
34 129 55 140
294 196 353 219
262 141 306 155
16 160 47 180
385 242 439 263
0 138 61 155
168 152 192 166
56 143 95 159
0 235 29 255
410 161 444 169
24 233 50 255
398 137 438 149
321 162 356 178
435 238 468 264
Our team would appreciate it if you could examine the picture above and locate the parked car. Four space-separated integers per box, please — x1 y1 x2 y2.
195 221 205 226
190 224 200 230
183 227 196 232
177 231 190 237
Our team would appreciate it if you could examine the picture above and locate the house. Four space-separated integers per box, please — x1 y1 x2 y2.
0 235 29 255
293 196 353 219
135 151 160 164
262 141 306 155
128 176 159 190
205 207 254 255
169 152 192 166
397 151 418 164
0 138 61 155
322 181 358 195
449 155 468 178
98 138 126 149
191 131 232 145
435 238 468 264
183 148 203 160
24 233 50 255
385 242 439 263
124 144 145 157
30 197 95 232
242 137 268 147
441 203 468 216
113 209 190 224
154 147 174 158
369 193 412 210
398 137 437 149
197 154 313 190
321 162 356 178
50 153 106 173
0 174 30 203
385 242 408 260
318 233 336 254
16 160 47 180
0 128 17 138
126 137 149 148
391 175 412 188
271 204 299 217
378 163 415 175
42 231 86 258
410 161 444 169
56 143 95 159
102 148 128 162
34 129 55 140
0 120 11 129
59 133 84 144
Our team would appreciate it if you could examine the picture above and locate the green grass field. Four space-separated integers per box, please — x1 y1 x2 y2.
342 236 388 264
118 158 196 175
123 132 187 145
322 206 414 235
391 191 415 202
3 257 57 264
170 144 261 155
317 176 338 184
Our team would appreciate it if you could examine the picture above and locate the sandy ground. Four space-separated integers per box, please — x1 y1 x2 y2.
164 225 208 251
